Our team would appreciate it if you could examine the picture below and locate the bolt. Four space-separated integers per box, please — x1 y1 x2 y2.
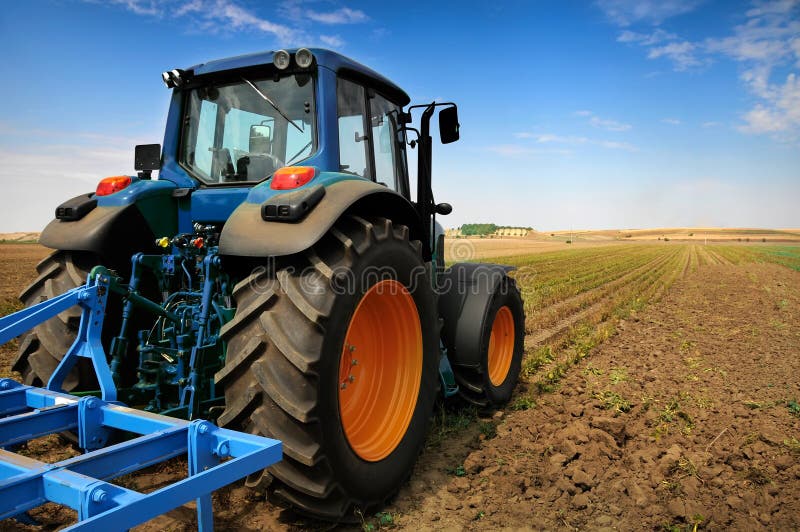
86 397 98 409
0 380 10 390
349 345 356 352
198 423 209 434
348 375 355 383
215 440 231 458
340 382 347 390
78 292 89 302
92 489 108 504
351 359 358 366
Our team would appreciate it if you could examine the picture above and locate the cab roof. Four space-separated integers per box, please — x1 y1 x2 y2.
187 48 410 106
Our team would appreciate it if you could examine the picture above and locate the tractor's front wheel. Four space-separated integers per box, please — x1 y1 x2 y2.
216 216 439 520
454 278 525 407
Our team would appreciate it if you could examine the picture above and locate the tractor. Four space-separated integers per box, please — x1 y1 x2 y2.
9 48 525 521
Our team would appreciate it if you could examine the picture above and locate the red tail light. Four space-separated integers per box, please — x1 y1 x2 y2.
96 176 132 196
270 166 316 190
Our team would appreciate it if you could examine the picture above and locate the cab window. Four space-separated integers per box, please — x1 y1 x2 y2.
336 77 408 197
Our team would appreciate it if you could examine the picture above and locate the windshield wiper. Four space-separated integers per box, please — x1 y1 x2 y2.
241 77 303 134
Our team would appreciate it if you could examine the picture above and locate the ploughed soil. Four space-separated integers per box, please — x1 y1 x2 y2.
388 262 800 530
0 244 51 380
2 246 800 530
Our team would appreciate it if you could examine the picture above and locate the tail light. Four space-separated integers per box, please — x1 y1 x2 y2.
270 166 316 190
96 176 132 196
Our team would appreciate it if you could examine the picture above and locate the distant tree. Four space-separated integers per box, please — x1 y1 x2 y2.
461 223 498 236
688 232 694 236
565 239 572 244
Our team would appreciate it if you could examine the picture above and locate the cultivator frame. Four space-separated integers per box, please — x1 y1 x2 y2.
0 380 281 530
0 262 282 529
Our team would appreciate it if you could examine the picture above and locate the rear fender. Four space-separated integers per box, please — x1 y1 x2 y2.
218 178 428 259
438 263 516 369
39 180 178 266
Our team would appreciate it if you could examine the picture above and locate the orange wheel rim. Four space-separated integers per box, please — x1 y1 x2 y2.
487 306 515 386
338 280 423 462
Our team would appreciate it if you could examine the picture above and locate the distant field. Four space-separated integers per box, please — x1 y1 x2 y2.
446 232 800 261
476 243 800 400
443 237 617 261
545 227 800 242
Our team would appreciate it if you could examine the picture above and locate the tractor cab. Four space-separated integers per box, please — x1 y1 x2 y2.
152 49 422 231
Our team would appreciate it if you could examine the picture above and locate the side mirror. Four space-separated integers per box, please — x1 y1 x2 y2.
249 124 272 153
435 203 453 215
135 144 161 179
439 106 460 144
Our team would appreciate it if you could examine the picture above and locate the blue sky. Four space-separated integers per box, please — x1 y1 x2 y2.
0 0 798 232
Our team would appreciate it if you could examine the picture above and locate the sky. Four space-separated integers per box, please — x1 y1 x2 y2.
0 0 798 232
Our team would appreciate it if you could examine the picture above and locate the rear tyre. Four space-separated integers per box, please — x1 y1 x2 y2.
454 277 525 406
12 251 98 390
216 216 439 520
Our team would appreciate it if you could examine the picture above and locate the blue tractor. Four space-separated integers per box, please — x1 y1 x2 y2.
10 48 525 520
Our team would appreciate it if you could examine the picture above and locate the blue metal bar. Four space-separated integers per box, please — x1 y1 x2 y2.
0 381 282 530
47 273 116 402
0 285 95 345
0 386 28 416
0 402 78 447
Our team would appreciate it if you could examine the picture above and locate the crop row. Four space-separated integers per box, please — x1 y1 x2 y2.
510 245 695 406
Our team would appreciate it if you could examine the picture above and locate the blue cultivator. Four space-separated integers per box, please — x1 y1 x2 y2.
0 244 281 529
0 380 281 530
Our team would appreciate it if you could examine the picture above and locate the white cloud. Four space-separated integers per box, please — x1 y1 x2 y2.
514 132 638 151
647 40 704 70
702 121 721 127
739 73 800 134
107 0 162 16
616 28 706 71
320 34 345 48
95 0 369 46
210 1 294 42
591 116 632 131
705 1 800 137
306 7 368 24
610 1 800 138
174 0 203 16
617 28 676 45
596 0 701 26
574 110 632 131
662 118 682 125
279 1 367 27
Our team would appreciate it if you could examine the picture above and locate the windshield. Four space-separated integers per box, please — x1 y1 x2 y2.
180 73 315 184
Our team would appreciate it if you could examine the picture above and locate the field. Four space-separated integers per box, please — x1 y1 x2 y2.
1 241 799 530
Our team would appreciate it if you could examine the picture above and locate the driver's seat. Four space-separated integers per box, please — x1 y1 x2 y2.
235 154 278 182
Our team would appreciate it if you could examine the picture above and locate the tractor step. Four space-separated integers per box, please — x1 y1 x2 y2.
0 379 281 531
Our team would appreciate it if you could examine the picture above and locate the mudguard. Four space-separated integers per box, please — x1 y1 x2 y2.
438 262 516 369
218 179 428 258
39 181 178 263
